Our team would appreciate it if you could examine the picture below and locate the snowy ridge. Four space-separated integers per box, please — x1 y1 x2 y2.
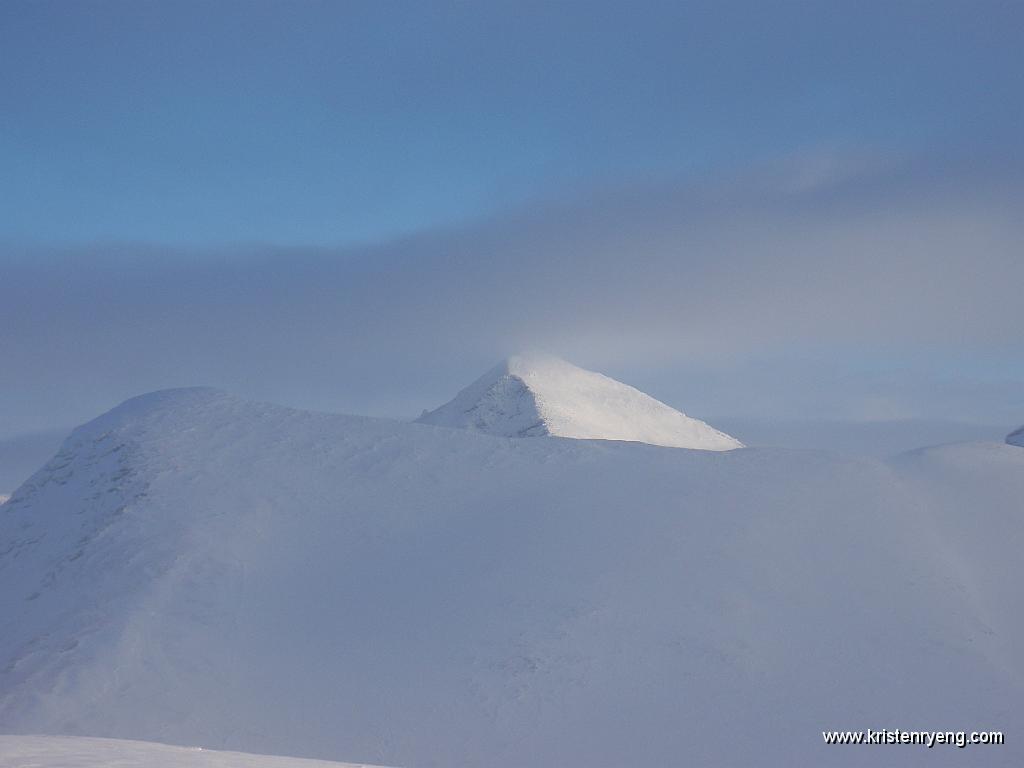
417 354 742 450
1 389 1023 766
1008 425 1024 447
0 736 389 768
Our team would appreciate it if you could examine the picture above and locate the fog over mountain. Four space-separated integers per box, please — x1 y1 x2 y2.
3 152 1023 438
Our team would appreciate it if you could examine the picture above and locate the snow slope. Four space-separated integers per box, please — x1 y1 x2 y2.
0 429 68 497
2 388 1023 767
417 354 741 450
0 735 386 768
1008 425 1024 446
719 416 1011 458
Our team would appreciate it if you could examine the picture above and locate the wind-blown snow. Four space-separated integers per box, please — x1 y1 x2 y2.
417 354 742 450
0 735 387 768
1007 425 1024 446
1 388 1023 767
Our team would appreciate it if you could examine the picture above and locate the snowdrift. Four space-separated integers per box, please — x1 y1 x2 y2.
0 735 386 768
2 388 1022 767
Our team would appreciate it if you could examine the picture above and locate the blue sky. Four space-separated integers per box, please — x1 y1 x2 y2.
3 1 1021 245
1 1 1022 437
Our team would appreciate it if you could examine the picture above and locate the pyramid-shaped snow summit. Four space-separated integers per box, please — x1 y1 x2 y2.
417 355 742 451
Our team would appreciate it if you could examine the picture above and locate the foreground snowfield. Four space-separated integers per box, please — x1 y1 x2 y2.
1 388 1022 766
0 735 386 767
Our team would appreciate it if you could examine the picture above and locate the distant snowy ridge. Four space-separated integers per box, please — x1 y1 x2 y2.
1008 425 1024 447
0 735 388 768
417 354 742 450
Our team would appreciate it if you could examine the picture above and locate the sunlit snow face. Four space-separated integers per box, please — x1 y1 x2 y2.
418 355 742 450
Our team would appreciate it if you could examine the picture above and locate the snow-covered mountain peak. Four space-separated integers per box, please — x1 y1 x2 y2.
56 388 236 445
3 388 1024 766
417 354 742 450
1008 425 1024 447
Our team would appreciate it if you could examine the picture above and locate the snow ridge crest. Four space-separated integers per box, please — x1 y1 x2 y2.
417 354 742 451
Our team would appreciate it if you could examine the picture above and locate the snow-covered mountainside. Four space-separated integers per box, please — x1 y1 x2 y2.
0 735 386 768
2 388 1023 767
0 428 68 497
1008 425 1024 446
417 354 742 450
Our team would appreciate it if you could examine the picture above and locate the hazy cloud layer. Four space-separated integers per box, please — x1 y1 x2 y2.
2 150 1023 435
